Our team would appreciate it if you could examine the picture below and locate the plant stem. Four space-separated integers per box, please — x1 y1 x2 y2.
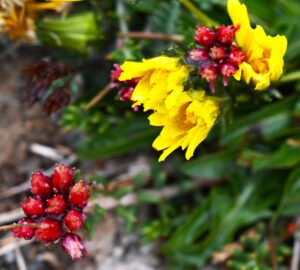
118 32 184 43
0 223 41 232
85 83 112 110
179 0 218 27
268 225 279 270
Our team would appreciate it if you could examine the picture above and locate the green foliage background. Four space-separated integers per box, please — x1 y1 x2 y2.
62 0 300 268
5 0 300 268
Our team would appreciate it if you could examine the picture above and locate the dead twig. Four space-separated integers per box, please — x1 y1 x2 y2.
0 209 24 225
0 236 33 256
85 84 112 109
29 143 64 161
118 32 184 43
15 246 28 270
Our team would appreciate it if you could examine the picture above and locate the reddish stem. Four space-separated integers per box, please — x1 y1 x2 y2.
0 223 41 232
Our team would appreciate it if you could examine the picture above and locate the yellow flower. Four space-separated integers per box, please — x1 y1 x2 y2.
0 0 76 41
119 56 189 112
149 90 220 161
227 0 287 90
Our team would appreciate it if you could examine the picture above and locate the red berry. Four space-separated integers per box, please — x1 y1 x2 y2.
45 194 67 215
63 209 85 231
22 197 44 217
62 233 87 260
194 25 215 47
52 164 74 192
31 172 52 197
188 48 209 61
11 218 36 240
69 180 89 208
228 48 245 66
209 46 226 60
216 25 238 45
36 218 62 242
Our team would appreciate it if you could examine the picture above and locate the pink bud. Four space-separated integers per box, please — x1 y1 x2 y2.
220 63 237 86
200 64 219 93
118 87 134 101
188 48 209 61
111 64 123 81
62 233 87 260
220 63 237 77
209 46 226 60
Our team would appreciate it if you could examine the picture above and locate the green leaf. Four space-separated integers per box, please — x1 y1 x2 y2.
77 118 158 159
166 200 209 249
221 95 297 146
242 139 300 170
272 166 300 224
180 150 236 179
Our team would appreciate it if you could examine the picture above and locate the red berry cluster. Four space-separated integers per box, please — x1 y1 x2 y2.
111 63 139 106
12 164 89 260
188 24 245 92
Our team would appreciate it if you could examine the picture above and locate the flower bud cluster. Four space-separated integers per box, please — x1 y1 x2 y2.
111 63 139 103
188 24 245 92
11 164 89 260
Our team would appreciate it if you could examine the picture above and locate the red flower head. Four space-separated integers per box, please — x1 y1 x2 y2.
12 164 91 260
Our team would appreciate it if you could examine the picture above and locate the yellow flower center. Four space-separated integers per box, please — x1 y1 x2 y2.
249 48 271 74
176 103 197 130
